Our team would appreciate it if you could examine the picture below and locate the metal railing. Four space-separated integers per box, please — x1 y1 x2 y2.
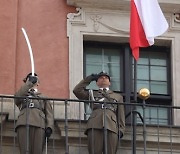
0 95 180 154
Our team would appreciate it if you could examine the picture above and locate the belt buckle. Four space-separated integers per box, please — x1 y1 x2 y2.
29 102 34 108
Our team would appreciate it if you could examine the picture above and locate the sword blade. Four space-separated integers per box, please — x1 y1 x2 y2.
21 27 35 76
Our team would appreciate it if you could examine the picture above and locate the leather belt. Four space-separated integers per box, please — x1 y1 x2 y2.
20 102 43 111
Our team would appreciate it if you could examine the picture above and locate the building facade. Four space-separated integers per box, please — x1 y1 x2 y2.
1 0 180 153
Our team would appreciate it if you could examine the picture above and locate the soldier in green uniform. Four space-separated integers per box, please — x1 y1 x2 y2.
14 73 53 154
73 71 125 154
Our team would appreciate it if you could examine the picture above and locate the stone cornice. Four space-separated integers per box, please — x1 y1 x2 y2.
67 0 180 13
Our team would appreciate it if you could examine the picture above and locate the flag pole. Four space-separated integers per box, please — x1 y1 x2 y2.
132 58 137 154
134 59 137 102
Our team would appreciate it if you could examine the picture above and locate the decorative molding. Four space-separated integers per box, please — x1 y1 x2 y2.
98 21 129 34
174 13 180 23
171 13 180 30
67 8 83 22
90 15 102 32
90 14 129 34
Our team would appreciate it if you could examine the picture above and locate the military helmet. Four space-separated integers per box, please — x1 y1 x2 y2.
96 71 110 81
23 73 39 83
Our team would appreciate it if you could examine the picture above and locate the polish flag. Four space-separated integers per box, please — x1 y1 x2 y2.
130 0 169 60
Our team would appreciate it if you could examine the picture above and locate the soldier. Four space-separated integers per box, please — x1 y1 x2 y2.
73 71 125 154
14 73 53 154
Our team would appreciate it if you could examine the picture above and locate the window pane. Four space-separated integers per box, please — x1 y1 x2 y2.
137 52 149 65
150 66 167 81
136 106 168 125
137 65 149 80
150 52 167 66
86 63 102 74
150 81 167 94
137 80 150 92
111 78 120 91
104 48 120 63
135 49 169 95
86 47 102 63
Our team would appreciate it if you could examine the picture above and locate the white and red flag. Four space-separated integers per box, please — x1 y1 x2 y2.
130 0 169 60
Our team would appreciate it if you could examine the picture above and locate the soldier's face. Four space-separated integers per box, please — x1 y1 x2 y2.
96 76 110 88
32 82 39 91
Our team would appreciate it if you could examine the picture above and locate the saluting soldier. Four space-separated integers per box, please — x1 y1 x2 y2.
14 73 53 154
73 71 125 154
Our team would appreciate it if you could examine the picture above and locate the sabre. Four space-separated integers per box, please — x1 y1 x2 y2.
21 27 35 76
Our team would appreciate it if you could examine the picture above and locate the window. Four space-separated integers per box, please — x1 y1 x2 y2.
134 50 170 95
83 41 171 125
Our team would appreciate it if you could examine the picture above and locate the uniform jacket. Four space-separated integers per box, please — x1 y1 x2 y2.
73 76 125 135
14 81 53 131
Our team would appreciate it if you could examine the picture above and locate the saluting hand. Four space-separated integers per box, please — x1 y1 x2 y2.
90 73 98 81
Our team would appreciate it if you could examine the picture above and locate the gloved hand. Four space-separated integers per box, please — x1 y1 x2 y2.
28 75 38 84
45 127 52 138
90 73 98 81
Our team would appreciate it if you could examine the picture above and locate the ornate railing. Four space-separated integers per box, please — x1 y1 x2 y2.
0 95 180 154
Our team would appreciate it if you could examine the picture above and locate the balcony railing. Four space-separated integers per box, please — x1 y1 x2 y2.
0 95 180 154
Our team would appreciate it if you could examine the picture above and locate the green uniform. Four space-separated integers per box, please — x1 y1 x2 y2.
14 81 53 154
73 76 125 154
